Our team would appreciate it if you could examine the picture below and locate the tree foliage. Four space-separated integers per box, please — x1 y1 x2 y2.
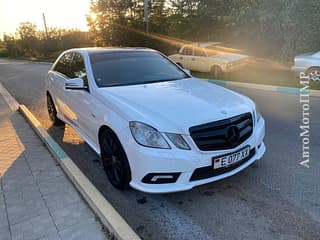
2 1 320 62
2 23 91 60
87 0 320 61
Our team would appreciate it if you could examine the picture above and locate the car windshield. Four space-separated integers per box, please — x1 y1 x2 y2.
89 51 189 87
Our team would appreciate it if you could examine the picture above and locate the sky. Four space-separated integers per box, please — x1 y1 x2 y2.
0 0 91 36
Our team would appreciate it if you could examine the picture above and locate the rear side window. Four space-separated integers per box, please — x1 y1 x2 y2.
194 48 206 57
53 53 73 78
181 46 193 56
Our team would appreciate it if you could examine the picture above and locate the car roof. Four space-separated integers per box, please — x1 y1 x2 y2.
191 42 222 48
66 47 157 55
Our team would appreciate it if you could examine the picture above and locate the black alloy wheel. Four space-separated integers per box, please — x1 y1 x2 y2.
47 94 64 126
100 129 131 189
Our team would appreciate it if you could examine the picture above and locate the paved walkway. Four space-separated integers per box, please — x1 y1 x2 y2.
0 93 106 239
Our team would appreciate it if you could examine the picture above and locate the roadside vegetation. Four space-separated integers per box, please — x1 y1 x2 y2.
1 0 320 89
0 22 91 61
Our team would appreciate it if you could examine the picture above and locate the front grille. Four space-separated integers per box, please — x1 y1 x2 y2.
190 148 255 181
189 113 253 151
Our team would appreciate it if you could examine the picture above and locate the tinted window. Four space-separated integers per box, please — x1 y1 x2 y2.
70 52 88 87
89 51 188 87
71 53 87 79
182 46 193 55
54 53 73 77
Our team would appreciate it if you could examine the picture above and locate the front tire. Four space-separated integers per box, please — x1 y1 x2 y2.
47 94 64 126
100 129 131 190
210 65 223 79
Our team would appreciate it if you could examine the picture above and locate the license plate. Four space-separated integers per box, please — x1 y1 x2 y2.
213 146 251 169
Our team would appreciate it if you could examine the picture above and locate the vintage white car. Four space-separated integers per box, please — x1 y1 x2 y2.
169 42 248 77
292 51 320 81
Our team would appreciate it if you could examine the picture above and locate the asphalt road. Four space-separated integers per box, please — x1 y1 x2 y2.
0 58 319 240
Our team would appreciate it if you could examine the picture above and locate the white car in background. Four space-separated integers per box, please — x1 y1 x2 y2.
46 48 265 193
169 42 248 77
292 51 320 81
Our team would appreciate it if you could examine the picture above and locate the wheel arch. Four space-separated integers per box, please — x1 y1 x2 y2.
210 64 223 72
306 66 320 72
98 125 115 144
97 124 128 157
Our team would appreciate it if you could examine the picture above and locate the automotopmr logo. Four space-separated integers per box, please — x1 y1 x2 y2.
299 72 311 168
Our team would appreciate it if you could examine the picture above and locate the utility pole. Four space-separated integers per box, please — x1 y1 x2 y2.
144 0 149 32
42 13 48 39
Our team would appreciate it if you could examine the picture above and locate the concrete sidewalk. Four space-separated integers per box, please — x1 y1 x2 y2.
0 93 106 239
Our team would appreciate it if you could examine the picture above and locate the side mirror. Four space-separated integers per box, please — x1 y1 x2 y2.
65 78 86 90
183 68 191 75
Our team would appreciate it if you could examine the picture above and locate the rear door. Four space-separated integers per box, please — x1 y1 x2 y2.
179 46 194 70
193 47 209 72
50 52 75 120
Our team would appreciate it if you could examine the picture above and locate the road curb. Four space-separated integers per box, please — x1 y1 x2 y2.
0 83 19 111
208 79 320 97
19 105 141 240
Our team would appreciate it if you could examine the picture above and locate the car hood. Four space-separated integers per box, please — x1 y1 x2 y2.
295 52 315 58
210 53 248 62
96 78 254 134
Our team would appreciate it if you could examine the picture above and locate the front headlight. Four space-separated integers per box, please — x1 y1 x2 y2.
165 133 191 150
129 121 170 149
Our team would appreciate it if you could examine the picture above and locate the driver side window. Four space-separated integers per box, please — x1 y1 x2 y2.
70 52 88 88
181 46 193 56
54 53 73 78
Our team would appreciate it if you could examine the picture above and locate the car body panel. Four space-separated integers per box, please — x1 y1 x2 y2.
96 78 254 134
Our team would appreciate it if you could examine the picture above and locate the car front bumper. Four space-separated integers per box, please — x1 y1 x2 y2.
224 63 247 73
120 117 265 194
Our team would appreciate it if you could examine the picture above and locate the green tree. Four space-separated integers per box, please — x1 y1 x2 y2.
16 22 38 57
87 0 169 47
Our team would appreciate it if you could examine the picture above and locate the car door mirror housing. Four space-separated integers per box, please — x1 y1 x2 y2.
65 78 87 90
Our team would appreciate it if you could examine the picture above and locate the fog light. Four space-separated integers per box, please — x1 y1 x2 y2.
142 173 180 184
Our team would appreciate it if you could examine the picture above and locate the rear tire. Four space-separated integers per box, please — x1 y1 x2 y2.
47 94 64 126
306 67 320 81
100 128 131 190
210 65 223 79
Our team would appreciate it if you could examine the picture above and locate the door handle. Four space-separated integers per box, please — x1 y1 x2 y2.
179 56 183 60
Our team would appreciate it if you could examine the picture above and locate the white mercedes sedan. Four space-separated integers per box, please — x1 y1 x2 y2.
45 48 265 193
